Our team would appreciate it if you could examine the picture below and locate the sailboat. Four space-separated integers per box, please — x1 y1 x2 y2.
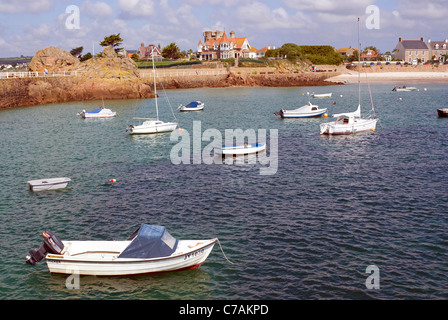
320 18 378 136
126 50 177 135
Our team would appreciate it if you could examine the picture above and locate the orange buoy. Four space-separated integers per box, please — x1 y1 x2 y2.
110 178 116 183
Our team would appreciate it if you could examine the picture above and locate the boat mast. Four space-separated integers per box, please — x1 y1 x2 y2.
151 48 159 121
358 17 361 107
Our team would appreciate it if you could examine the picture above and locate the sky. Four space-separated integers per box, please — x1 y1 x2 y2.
0 0 447 58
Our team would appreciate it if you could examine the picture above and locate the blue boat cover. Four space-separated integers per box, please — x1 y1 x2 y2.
118 224 178 259
86 108 102 114
186 102 199 108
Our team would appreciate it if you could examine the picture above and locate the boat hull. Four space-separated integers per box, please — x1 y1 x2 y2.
215 143 266 156
281 109 327 118
437 108 448 118
44 239 217 276
311 93 332 98
128 121 177 134
320 118 378 135
79 109 117 118
27 178 71 191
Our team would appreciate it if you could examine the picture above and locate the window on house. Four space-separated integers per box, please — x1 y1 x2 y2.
408 51 411 55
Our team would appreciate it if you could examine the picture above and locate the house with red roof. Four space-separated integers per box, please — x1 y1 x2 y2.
197 30 252 60
139 42 163 61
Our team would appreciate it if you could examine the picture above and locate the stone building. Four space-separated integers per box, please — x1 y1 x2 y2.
393 37 429 64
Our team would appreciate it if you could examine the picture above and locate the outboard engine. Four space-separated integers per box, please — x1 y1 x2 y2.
26 230 64 265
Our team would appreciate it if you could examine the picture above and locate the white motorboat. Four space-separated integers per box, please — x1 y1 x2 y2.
320 18 378 136
178 101 205 112
77 107 117 119
275 102 327 118
392 86 418 92
26 224 217 276
127 50 177 135
27 177 71 191
215 143 266 156
311 93 332 98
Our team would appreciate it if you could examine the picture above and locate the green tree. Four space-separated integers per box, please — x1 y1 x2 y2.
70 46 84 58
130 53 140 61
162 42 182 60
265 48 280 58
99 34 124 53
80 52 93 62
279 43 302 62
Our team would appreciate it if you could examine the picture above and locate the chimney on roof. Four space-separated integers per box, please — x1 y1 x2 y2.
421 37 424 42
230 31 235 38
399 37 402 42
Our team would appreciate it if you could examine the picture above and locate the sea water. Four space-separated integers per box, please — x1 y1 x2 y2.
0 83 447 300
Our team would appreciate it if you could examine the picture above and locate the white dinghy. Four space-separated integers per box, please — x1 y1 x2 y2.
178 101 205 112
77 107 116 119
27 177 71 191
25 224 217 276
214 143 266 156
311 92 332 98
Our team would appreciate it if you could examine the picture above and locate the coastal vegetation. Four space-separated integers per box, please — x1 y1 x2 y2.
266 43 344 65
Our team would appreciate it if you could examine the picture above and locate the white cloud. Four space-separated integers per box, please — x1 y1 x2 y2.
235 1 314 31
118 0 156 18
82 1 114 17
0 0 53 13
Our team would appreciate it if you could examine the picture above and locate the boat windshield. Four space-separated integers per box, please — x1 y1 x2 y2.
118 224 179 259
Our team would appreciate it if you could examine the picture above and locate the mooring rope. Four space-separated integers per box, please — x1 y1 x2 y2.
217 238 234 264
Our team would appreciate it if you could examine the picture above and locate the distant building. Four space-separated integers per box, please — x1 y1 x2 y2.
427 39 448 62
361 49 379 61
139 43 163 61
197 30 252 60
394 37 429 63
336 47 357 57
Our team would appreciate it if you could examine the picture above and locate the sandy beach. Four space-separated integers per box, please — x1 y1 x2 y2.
326 71 448 84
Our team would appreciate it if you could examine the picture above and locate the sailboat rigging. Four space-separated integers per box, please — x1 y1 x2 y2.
126 49 177 135
320 17 378 135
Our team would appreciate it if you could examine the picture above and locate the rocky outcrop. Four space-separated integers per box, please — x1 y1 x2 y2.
28 46 80 72
0 46 154 109
77 46 141 79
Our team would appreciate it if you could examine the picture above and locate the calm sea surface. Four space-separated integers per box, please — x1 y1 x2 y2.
0 83 447 300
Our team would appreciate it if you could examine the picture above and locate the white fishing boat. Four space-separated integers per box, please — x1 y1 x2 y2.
392 86 418 92
178 101 205 112
77 100 117 118
311 92 332 98
27 177 71 191
25 224 217 276
275 94 327 118
320 18 378 136
127 50 177 135
215 143 266 156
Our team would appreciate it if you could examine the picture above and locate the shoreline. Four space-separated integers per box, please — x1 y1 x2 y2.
326 71 448 84
2 70 448 111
